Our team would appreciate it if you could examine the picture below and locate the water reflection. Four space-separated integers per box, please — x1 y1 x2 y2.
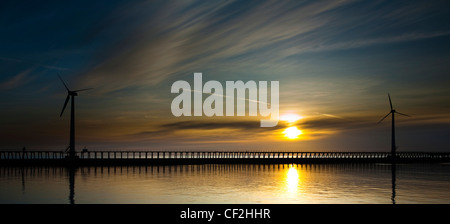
1 163 449 204
286 166 299 194
21 167 25 195
68 168 76 204
391 163 396 204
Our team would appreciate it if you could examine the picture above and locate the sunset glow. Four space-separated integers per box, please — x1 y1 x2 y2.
280 114 303 123
0 0 449 153
283 127 303 140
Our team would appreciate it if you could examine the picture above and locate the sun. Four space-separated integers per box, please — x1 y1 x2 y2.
283 126 303 139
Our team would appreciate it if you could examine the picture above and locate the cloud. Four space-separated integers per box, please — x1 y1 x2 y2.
0 57 22 63
77 0 359 93
0 68 33 90
299 116 373 131
125 119 288 143
128 114 372 142
75 0 450 96
291 31 450 54
160 120 283 131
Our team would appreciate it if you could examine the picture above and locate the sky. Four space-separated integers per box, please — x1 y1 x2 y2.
1 0 450 152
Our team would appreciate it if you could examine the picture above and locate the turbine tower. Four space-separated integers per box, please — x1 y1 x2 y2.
378 93 410 159
58 75 92 159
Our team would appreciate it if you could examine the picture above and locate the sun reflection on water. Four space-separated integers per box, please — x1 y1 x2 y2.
286 165 299 194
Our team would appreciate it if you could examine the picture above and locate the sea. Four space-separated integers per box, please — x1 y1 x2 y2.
1 162 449 204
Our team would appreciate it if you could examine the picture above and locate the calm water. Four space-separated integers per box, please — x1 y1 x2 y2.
1 163 449 204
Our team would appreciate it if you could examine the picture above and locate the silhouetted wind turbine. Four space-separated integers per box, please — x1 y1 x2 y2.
58 74 92 159
378 93 410 159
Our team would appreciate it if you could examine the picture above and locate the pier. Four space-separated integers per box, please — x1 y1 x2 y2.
1 151 449 166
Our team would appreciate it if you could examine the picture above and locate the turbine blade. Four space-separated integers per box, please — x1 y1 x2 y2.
58 74 70 91
378 112 391 124
73 88 93 92
395 111 410 117
60 95 70 117
388 93 393 110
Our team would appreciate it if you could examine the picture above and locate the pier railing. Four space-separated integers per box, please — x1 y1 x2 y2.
1 151 449 160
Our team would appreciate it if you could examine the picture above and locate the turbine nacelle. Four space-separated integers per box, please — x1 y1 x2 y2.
378 94 410 124
58 74 92 117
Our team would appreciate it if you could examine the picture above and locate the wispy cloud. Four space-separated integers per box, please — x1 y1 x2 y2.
188 89 270 105
0 57 22 63
0 56 70 71
287 31 450 55
76 0 450 95
77 0 357 93
0 68 33 90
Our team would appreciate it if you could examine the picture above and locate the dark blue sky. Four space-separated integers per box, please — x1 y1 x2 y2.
1 0 450 151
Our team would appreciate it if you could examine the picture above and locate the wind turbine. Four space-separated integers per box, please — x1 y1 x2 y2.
58 74 92 159
378 93 410 159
